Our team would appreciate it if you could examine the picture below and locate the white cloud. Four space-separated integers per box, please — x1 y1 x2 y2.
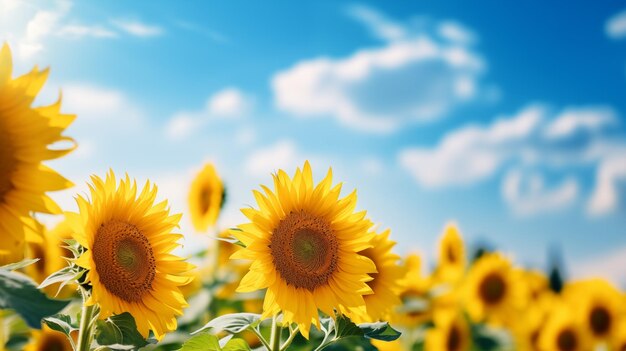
399 104 624 215
347 4 407 42
61 83 143 127
165 88 252 140
207 88 249 117
272 6 486 133
606 10 626 39
112 19 163 37
572 246 626 287
543 107 616 140
399 105 543 187
587 154 626 215
17 0 71 58
58 24 117 38
438 21 476 45
245 140 302 178
502 169 578 216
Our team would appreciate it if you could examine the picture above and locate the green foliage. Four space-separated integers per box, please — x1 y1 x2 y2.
0 260 69 328
192 313 261 335
314 315 401 350
95 312 150 350
178 333 251 351
43 313 77 337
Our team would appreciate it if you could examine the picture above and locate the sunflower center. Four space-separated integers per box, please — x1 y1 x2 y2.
42 332 70 351
199 186 211 214
447 324 462 351
271 210 338 290
556 328 578 351
479 273 506 305
92 220 156 302
0 121 17 202
589 306 611 336
447 245 457 263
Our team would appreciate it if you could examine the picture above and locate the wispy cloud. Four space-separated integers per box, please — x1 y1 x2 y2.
111 19 164 37
165 88 252 140
587 154 626 215
399 104 623 215
58 24 117 38
502 169 579 216
606 9 626 39
271 5 489 133
173 20 229 44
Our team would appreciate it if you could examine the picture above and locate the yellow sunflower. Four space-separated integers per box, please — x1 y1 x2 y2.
231 161 376 338
434 223 465 285
393 253 432 327
346 229 404 323
24 325 74 351
371 339 407 351
425 310 471 351
563 279 624 345
25 219 76 298
539 301 590 351
189 163 224 232
610 317 626 351
463 253 525 326
68 171 194 340
0 43 75 265
513 291 556 351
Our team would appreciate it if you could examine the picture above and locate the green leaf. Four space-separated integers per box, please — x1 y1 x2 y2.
95 312 149 350
43 314 77 337
0 258 40 271
178 333 252 351
178 333 221 351
222 338 251 351
0 269 69 328
358 322 401 341
192 313 261 335
38 266 78 289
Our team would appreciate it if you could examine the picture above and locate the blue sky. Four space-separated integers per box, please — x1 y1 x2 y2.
2 0 626 284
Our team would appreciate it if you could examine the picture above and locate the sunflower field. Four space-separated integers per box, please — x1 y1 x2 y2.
2 2 626 351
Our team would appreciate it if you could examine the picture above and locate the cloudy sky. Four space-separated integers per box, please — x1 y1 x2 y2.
2 0 626 285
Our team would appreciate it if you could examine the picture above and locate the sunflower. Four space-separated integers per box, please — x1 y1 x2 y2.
434 223 465 285
539 301 590 351
0 43 75 265
563 279 624 345
346 229 404 323
68 171 194 340
463 253 525 326
513 291 555 351
189 163 224 232
231 161 376 338
425 310 471 351
393 253 432 327
371 339 407 351
24 325 74 351
25 219 76 298
610 317 626 351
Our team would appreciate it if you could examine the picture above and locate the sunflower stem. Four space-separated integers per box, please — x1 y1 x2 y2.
269 315 282 351
279 325 298 351
77 291 97 351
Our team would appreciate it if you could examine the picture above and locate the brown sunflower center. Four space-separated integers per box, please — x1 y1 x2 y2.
30 243 46 276
41 331 70 351
447 245 457 263
447 324 462 351
589 306 611 336
479 273 506 305
270 210 338 290
0 121 17 202
92 220 156 302
556 328 578 351
199 186 211 214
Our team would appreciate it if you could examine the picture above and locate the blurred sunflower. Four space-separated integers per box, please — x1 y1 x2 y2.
522 269 550 302
463 253 525 326
347 229 404 323
539 303 590 351
393 253 432 326
371 339 406 351
231 161 375 338
24 325 73 351
563 279 624 344
189 163 224 232
25 219 76 298
424 309 471 351
610 318 626 351
0 43 75 264
434 223 465 285
513 291 555 351
69 171 194 340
